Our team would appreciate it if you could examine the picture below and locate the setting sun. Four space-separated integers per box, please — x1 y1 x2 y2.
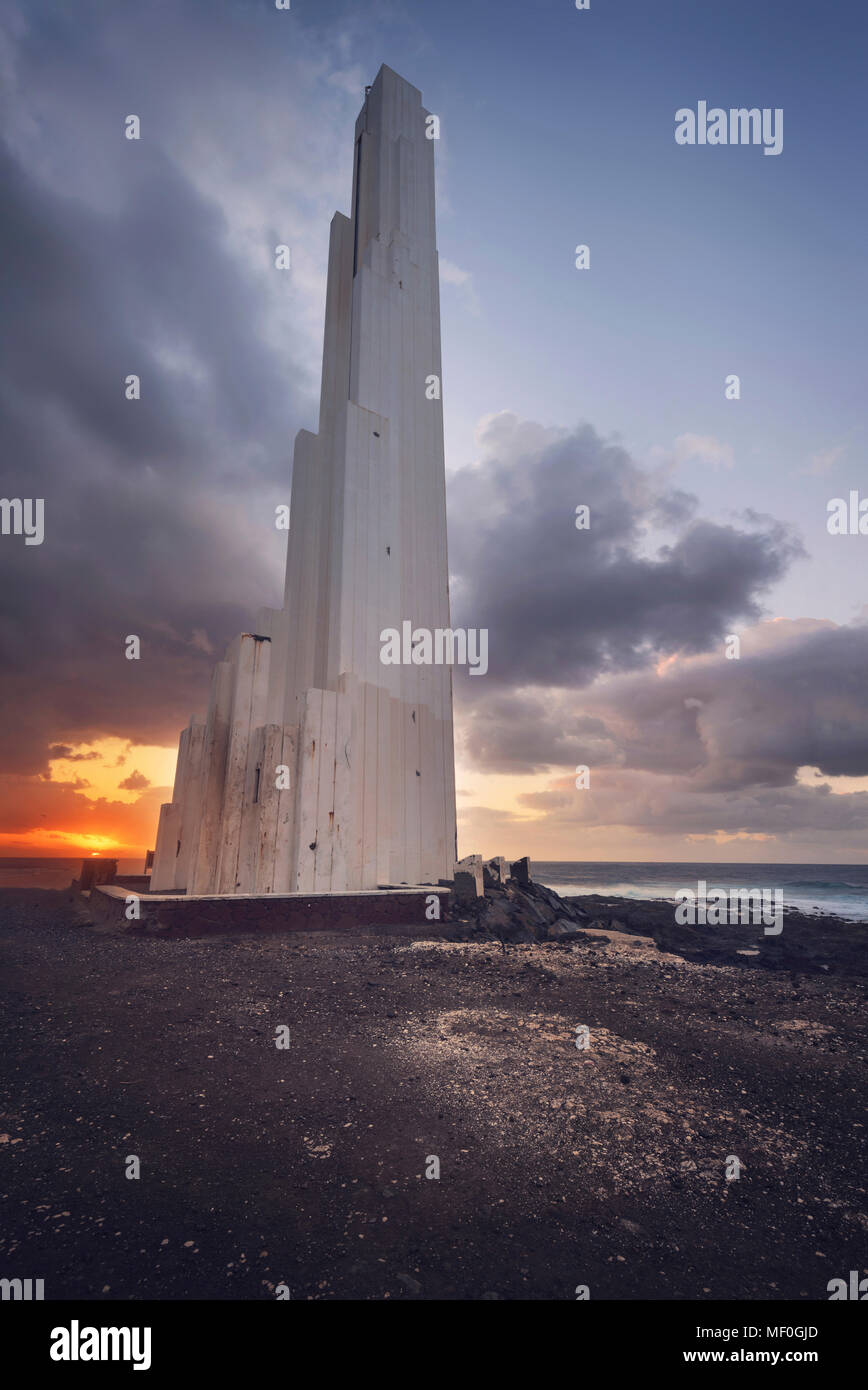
0 738 178 858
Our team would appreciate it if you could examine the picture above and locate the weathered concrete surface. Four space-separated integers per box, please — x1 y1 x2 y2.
153 66 457 894
453 854 483 905
88 883 450 938
509 856 532 886
483 857 508 887
77 858 117 891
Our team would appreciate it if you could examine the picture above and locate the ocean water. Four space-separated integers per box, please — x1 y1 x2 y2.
2 858 867 922
535 862 868 922
0 857 144 891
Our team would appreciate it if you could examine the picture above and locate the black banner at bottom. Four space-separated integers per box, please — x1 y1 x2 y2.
4 1298 863 1375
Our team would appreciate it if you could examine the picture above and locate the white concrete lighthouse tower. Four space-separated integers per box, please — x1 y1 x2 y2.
151 66 457 895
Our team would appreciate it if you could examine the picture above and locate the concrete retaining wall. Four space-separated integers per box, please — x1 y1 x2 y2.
88 884 451 938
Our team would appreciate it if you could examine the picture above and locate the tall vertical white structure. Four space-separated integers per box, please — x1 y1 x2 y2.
152 66 457 894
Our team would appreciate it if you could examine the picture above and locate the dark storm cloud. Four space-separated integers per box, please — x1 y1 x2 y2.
446 414 868 838
0 142 289 468
596 620 868 788
464 616 868 782
460 691 618 776
518 766 868 841
0 0 366 776
0 133 290 771
118 770 151 791
47 745 100 762
461 618 868 838
448 413 805 692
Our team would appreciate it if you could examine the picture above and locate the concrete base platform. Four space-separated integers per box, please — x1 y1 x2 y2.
87 884 451 938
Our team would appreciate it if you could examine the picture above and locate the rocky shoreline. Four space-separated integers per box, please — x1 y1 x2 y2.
448 867 868 980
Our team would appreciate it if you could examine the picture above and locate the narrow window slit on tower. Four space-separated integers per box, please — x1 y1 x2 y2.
253 765 261 804
352 136 363 276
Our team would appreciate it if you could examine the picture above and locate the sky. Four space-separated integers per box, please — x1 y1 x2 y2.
1 0 867 863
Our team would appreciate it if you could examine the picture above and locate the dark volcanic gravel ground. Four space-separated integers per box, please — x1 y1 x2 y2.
1 888 866 1301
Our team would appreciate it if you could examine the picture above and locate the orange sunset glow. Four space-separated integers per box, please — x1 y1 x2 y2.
0 737 178 858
